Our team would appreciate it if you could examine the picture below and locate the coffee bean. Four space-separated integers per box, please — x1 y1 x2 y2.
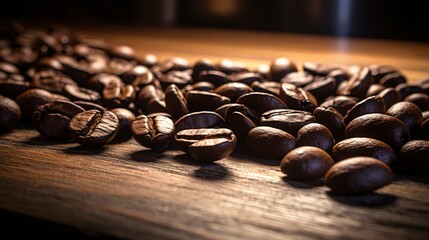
111 108 135 139
165 84 189 120
230 72 262 86
281 146 334 181
88 73 123 93
159 70 192 90
251 81 281 96
421 119 429 140
380 73 406 88
153 57 190 75
15 88 67 120
395 83 426 100
32 100 84 139
280 72 314 88
64 84 101 102
217 59 247 75
386 101 423 139
303 62 338 77
345 113 409 150
269 58 298 82
337 67 373 98
236 92 287 117
137 54 158 68
32 69 77 94
313 107 346 141
296 123 335 152
319 96 357 117
327 69 349 86
325 157 394 194
131 113 174 149
225 111 256 143
198 70 230 87
260 109 315 136
109 45 135 61
223 104 259 123
404 93 429 111
369 65 399 83
343 96 386 125
174 111 224 133
0 75 31 98
136 84 166 114
102 83 135 108
109 57 136 76
182 81 215 93
73 101 105 111
400 140 429 175
0 95 21 131
303 76 337 103
187 90 231 112
279 83 318 112
366 84 386 97
192 58 215 82
423 111 429 121
377 87 401 110
214 103 242 119
68 109 119 147
332 137 396 165
214 82 253 102
246 126 296 160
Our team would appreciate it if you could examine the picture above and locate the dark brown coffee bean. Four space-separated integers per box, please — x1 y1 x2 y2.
68 110 119 147
136 84 166 114
280 72 314 87
313 107 346 141
303 77 336 103
214 82 253 102
423 111 429 121
246 126 296 160
224 104 259 123
108 57 136 76
182 81 215 94
111 108 135 139
0 95 21 131
400 140 429 175
192 58 215 82
404 93 429 111
237 92 287 117
102 84 135 108
327 69 349 86
296 123 335 153
379 72 407 88
109 45 135 61
332 137 396 165
319 96 357 117
345 113 409 150
225 111 256 143
73 101 105 111
63 84 100 102
281 146 334 181
136 54 158 68
131 113 174 149
325 157 394 194
159 70 192 90
217 59 247 75
377 87 401 109
15 88 67 120
279 83 317 112
256 64 269 79
365 84 386 97
337 67 373 97
251 81 281 96
32 100 84 139
175 111 224 133
260 109 315 136
421 119 429 140
214 103 242 119
269 58 298 82
198 70 230 87
303 62 338 77
369 65 399 83
88 73 123 93
187 91 231 112
58 56 92 86
32 69 77 94
0 62 19 75
0 76 31 98
395 83 426 100
343 96 386 125
153 57 190 75
386 101 423 139
165 84 189 120
230 72 262 86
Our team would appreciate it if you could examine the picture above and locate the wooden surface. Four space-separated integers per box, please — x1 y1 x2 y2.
1 27 429 239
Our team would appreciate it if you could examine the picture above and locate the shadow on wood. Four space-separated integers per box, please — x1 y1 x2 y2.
282 177 325 189
193 163 231 181
327 191 397 207
62 145 107 155
128 149 166 163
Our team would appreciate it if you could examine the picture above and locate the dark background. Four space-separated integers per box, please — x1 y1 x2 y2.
1 0 428 41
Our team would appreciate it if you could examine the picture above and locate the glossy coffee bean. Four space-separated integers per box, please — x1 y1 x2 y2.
0 95 21 131
0 76 31 98
313 107 346 141
32 69 77 94
336 67 373 98
15 88 67 120
332 137 396 165
280 71 314 88
386 101 423 139
176 128 237 162
251 81 281 96
236 92 287 117
325 157 394 194
198 70 230 87
223 104 259 123
88 73 123 93
214 103 242 119
279 83 318 112
327 69 349 86
379 72 406 88
345 113 409 150
102 84 135 108
369 65 398 83
246 126 296 160
187 91 231 112
182 81 215 94
281 146 334 181
225 111 256 143
214 82 253 102
303 76 336 103
395 83 426 100
296 123 335 153
230 72 262 86
63 84 101 102
217 59 247 75
111 108 135 139
136 84 166 114
131 113 174 149
319 96 357 117
343 96 386 125
32 100 84 139
165 84 189 120
68 110 119 147
192 58 215 82
174 111 224 133
303 62 338 77
260 109 315 136
400 140 429 175
73 101 105 111
404 93 429 112
159 70 192 90
377 87 401 109
365 84 386 97
269 58 298 82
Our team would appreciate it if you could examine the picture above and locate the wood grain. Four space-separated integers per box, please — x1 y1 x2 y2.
1 27 429 239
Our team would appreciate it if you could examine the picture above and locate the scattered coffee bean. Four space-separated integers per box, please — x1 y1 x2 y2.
404 93 429 111
343 96 386 125
15 88 67 120
174 111 224 133
269 58 298 82
313 107 346 141
319 96 357 117
131 113 174 149
214 82 253 102
386 101 423 139
336 67 373 98
260 109 315 136
377 87 401 109
237 92 287 117
400 140 429 175
279 83 318 112
296 123 335 153
0 95 21 131
187 90 231 112
111 108 135 139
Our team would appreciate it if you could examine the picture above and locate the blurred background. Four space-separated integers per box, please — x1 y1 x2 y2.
1 0 428 42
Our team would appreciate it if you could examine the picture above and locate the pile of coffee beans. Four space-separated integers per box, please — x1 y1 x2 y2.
1 24 428 194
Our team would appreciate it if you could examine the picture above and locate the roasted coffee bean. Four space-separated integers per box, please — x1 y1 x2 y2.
217 59 247 75
121 65 151 85
313 107 346 141
327 69 349 86
260 109 315 136
296 123 335 153
303 77 336 103
365 84 386 97
303 62 338 77
230 72 262 86
137 54 158 68
63 84 101 102
332 137 396 165
369 65 399 83
111 108 135 139
319 96 357 117
423 111 429 121
88 73 123 93
395 83 426 100
269 58 298 82
73 101 105 111
15 88 67 120
377 87 401 109
225 111 256 143
131 69 156 92
153 57 190 74
345 113 409 150
214 82 253 102
192 58 215 82
58 57 92 86
386 101 423 139
131 113 174 149
68 109 119 147
281 146 334 181
198 70 230 87
400 140 429 175
337 67 373 98
236 92 287 117
32 69 76 94
102 84 135 108
379 72 407 88
0 95 21 131
256 64 270 79
0 76 31 98
279 83 318 112
32 100 84 139
136 84 166 114
251 81 281 96
214 103 242 119
159 70 192 90
404 93 429 111
109 45 135 61
280 72 314 88
165 84 189 120
187 91 231 112
182 81 215 94
343 96 386 125
224 104 259 123
246 126 296 160
421 119 429 140
0 62 19 75
174 111 224 133
325 157 394 194
109 57 136 76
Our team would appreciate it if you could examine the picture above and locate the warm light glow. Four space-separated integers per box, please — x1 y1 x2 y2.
207 0 240 17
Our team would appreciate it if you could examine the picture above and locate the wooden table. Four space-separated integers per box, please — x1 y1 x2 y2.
1 26 429 239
